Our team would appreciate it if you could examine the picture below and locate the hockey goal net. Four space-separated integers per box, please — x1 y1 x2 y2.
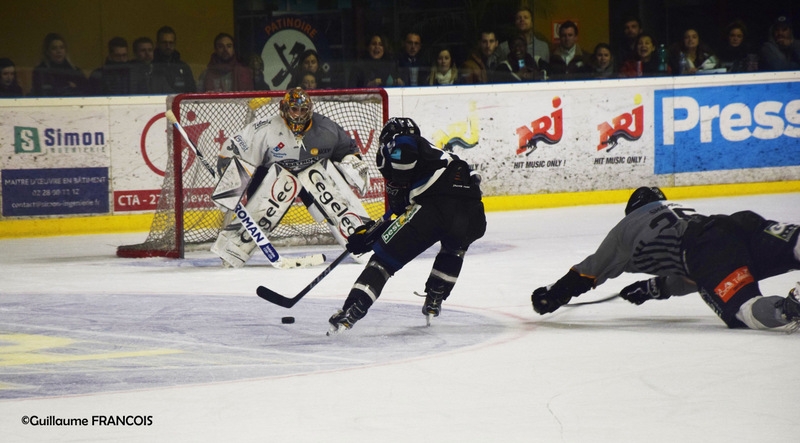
117 88 389 258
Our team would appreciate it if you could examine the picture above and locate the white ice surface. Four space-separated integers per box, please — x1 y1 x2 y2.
1 193 799 442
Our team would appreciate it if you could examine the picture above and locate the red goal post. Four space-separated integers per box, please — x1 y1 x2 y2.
117 88 389 258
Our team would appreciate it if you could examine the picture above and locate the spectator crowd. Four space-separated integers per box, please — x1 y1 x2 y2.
2 9 798 98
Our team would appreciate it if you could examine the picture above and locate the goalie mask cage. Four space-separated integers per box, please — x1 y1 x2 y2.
117 88 389 258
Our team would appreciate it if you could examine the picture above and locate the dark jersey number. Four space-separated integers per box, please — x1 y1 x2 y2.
649 207 696 230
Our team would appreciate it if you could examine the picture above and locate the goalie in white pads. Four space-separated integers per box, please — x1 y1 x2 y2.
211 87 371 267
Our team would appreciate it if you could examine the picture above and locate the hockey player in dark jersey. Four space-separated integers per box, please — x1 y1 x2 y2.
532 186 800 332
327 117 486 334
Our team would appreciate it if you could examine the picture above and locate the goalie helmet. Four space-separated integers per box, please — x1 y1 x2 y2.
379 117 420 149
625 186 667 215
280 87 314 136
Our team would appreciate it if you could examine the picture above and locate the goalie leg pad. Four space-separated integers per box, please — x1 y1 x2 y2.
211 164 302 267
298 160 372 260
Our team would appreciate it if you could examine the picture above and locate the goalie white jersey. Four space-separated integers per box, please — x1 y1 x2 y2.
219 113 359 174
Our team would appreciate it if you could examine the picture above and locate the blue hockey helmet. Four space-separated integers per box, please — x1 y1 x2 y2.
625 186 666 215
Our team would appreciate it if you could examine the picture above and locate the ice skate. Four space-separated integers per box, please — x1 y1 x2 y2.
422 292 444 327
783 282 800 333
327 309 356 336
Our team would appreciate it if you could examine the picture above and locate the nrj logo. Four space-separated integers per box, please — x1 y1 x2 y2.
432 101 480 151
516 96 563 156
597 94 644 151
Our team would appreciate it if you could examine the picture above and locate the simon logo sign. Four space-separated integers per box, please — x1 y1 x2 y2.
14 127 41 154
14 126 107 155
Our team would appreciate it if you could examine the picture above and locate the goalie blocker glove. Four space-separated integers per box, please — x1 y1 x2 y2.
532 269 595 314
346 219 390 255
619 277 670 305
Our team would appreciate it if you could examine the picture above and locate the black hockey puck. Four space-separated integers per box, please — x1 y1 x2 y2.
281 316 295 324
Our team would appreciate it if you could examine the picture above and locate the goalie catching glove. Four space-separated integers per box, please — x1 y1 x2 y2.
619 277 670 305
532 269 595 314
346 219 391 254
336 154 369 196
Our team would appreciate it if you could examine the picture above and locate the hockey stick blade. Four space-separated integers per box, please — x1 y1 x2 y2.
564 293 620 307
256 250 350 308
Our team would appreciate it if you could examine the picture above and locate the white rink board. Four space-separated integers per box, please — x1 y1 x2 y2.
387 72 800 194
1 73 798 218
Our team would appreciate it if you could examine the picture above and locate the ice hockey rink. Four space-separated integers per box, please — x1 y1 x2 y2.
1 192 798 442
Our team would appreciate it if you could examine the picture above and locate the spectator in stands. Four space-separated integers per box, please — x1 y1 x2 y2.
153 26 196 92
248 55 269 90
129 36 172 94
615 16 642 69
669 28 719 74
31 33 88 97
199 33 253 92
0 58 24 97
89 37 133 96
759 15 800 72
299 72 318 90
619 33 670 77
718 20 758 72
496 8 550 65
496 34 545 82
288 49 334 89
589 43 616 78
350 34 403 87
427 47 459 85
549 20 591 79
460 30 501 84
398 32 426 86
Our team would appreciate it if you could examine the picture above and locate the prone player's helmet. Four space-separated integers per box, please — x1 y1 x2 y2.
379 117 420 149
625 186 667 215
280 87 314 136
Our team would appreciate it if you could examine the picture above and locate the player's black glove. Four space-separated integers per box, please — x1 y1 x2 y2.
346 219 390 254
386 182 410 216
619 277 669 305
532 269 594 314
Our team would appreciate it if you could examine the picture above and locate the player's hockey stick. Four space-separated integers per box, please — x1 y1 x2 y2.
564 293 620 307
165 110 217 178
256 249 351 308
256 213 392 306
168 110 323 269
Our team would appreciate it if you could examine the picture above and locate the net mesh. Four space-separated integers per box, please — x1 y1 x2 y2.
117 89 388 258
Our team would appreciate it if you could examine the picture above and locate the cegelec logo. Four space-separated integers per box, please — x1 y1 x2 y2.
655 83 800 173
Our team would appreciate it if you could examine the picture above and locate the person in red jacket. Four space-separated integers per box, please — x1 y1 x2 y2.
199 33 254 92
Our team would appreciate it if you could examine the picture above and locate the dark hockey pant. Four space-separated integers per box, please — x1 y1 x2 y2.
683 211 800 328
341 197 486 319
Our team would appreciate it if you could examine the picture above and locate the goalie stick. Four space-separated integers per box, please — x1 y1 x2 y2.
165 110 217 178
168 109 323 269
256 250 350 308
231 200 326 269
